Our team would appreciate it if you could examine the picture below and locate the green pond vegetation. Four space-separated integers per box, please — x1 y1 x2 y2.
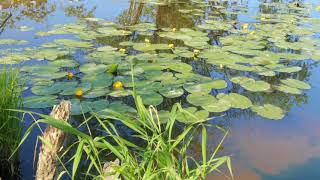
0 67 23 177
1 0 320 179
14 90 232 179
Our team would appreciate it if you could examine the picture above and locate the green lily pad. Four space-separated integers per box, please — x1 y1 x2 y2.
274 84 302 94
251 104 285 120
184 80 227 94
60 82 92 96
140 92 163 106
70 99 92 115
202 99 231 113
231 76 270 92
177 107 209 124
84 88 109 98
217 93 252 109
32 81 78 95
23 95 59 109
159 87 184 98
186 94 217 107
108 89 132 97
280 78 311 90
80 63 107 74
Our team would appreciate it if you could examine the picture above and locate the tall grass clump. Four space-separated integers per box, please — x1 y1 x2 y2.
0 67 23 176
15 95 233 180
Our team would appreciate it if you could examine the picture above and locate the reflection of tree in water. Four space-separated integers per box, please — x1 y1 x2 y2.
116 0 195 28
0 0 56 32
63 4 96 19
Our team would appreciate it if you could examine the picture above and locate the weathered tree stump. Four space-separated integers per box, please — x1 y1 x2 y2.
36 101 71 180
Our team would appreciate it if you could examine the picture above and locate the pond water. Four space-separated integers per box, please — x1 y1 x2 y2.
1 0 320 179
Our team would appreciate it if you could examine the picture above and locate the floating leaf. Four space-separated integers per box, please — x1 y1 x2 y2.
280 78 311 90
251 104 285 120
140 92 163 106
186 94 217 107
23 95 59 109
217 93 252 109
202 99 231 113
159 87 184 98
177 107 209 124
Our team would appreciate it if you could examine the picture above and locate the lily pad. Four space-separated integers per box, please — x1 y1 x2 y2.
140 92 163 106
177 107 209 124
251 104 285 120
217 93 252 109
159 87 184 98
23 95 59 109
280 78 311 90
186 94 217 107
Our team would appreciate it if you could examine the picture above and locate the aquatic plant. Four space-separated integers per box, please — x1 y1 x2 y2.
13 92 233 179
0 67 23 176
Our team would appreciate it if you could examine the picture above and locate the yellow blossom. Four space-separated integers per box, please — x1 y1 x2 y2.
220 64 224 69
119 48 126 53
75 89 84 98
113 81 124 90
172 28 177 32
168 44 175 49
242 23 249 30
67 72 75 79
144 38 150 44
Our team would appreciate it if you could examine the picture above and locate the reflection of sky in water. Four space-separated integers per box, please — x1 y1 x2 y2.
1 0 320 179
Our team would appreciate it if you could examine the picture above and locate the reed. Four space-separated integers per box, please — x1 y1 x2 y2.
14 95 232 180
0 67 23 176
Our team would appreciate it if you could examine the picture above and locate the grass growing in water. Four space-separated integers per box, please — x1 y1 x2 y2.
14 93 233 180
0 67 23 176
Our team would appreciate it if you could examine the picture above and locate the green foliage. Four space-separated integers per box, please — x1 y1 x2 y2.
0 67 23 174
14 93 233 180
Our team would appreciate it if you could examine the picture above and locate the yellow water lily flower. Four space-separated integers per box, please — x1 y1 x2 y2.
220 64 224 69
193 49 200 54
119 48 126 53
67 72 75 79
172 28 177 32
193 49 200 59
242 23 249 30
113 81 124 90
260 17 266 21
75 89 84 98
168 43 175 49
144 38 150 44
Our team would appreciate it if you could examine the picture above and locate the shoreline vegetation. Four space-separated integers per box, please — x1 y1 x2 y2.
0 67 23 179
12 85 233 180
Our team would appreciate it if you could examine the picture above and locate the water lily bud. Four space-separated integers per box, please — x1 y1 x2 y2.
172 28 177 32
168 44 175 49
113 81 124 90
220 64 224 69
75 89 84 98
144 38 150 44
242 23 249 30
67 72 75 79
193 49 200 54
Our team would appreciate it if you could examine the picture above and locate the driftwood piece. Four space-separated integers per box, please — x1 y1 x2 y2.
36 101 71 180
103 159 120 180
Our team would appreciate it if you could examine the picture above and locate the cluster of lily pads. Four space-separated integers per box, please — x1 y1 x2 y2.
1 0 319 121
